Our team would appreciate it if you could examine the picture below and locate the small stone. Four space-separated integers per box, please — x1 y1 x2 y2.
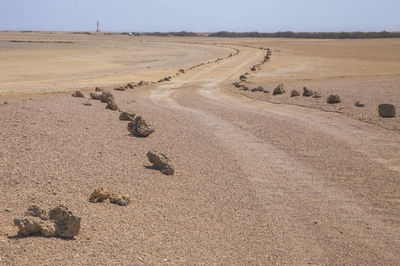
72 91 84 98
137 81 144 86
4 101 8 105
290 90 300 97
89 188 111 203
355 101 365 107
5 208 12 212
106 99 119 111
179 69 185 73
302 87 313 97
147 150 175 175
233 82 242 88
127 116 155 137
273 84 285 95
378 104 396 117
99 91 114 103
312 92 321 98
327 94 341 104
83 102 92 106
257 86 264 92
110 193 131 206
125 83 134 89
119 112 135 121
243 86 249 91
114 86 125 91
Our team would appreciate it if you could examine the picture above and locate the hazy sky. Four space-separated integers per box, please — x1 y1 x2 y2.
0 0 399 32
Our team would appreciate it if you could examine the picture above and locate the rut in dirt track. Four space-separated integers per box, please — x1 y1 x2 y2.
143 45 400 264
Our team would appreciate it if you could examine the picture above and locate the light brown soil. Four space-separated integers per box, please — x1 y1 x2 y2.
0 33 399 265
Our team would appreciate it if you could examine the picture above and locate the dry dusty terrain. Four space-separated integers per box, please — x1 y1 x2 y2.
0 32 400 265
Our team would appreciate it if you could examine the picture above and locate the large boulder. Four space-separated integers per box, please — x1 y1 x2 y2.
302 87 313 97
327 94 341 104
378 104 396 117
48 205 81 238
147 150 175 175
273 84 285 95
14 205 80 238
127 116 155 137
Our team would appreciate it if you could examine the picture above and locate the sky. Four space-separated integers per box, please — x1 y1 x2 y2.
0 0 399 32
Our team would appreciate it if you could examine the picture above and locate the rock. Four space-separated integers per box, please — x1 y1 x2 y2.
25 205 49 220
90 92 102 100
72 91 84 98
290 90 300 97
355 101 365 107
99 91 114 103
110 193 131 206
378 104 396 117
273 84 285 95
147 150 175 175
83 102 92 106
106 99 119 111
251 66 257 71
5 208 12 212
327 94 341 104
243 86 249 91
164 77 170 81
312 92 321 98
240 75 247 81
263 89 270 93
14 205 80 238
48 205 81 238
114 86 125 91
90 90 114 103
233 82 242 88
127 116 155 137
4 101 8 105
302 87 313 97
158 79 164 83
179 69 185 73
14 217 55 237
95 87 103 92
125 83 134 89
138 81 144 86
89 188 111 203
119 112 135 121
257 86 264 92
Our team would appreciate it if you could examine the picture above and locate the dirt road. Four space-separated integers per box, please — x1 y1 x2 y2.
1 36 400 264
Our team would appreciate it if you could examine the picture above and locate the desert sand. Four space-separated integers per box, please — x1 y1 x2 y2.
0 32 400 265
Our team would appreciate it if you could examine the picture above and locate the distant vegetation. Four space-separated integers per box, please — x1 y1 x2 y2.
208 31 400 39
71 32 92 35
143 31 199 37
